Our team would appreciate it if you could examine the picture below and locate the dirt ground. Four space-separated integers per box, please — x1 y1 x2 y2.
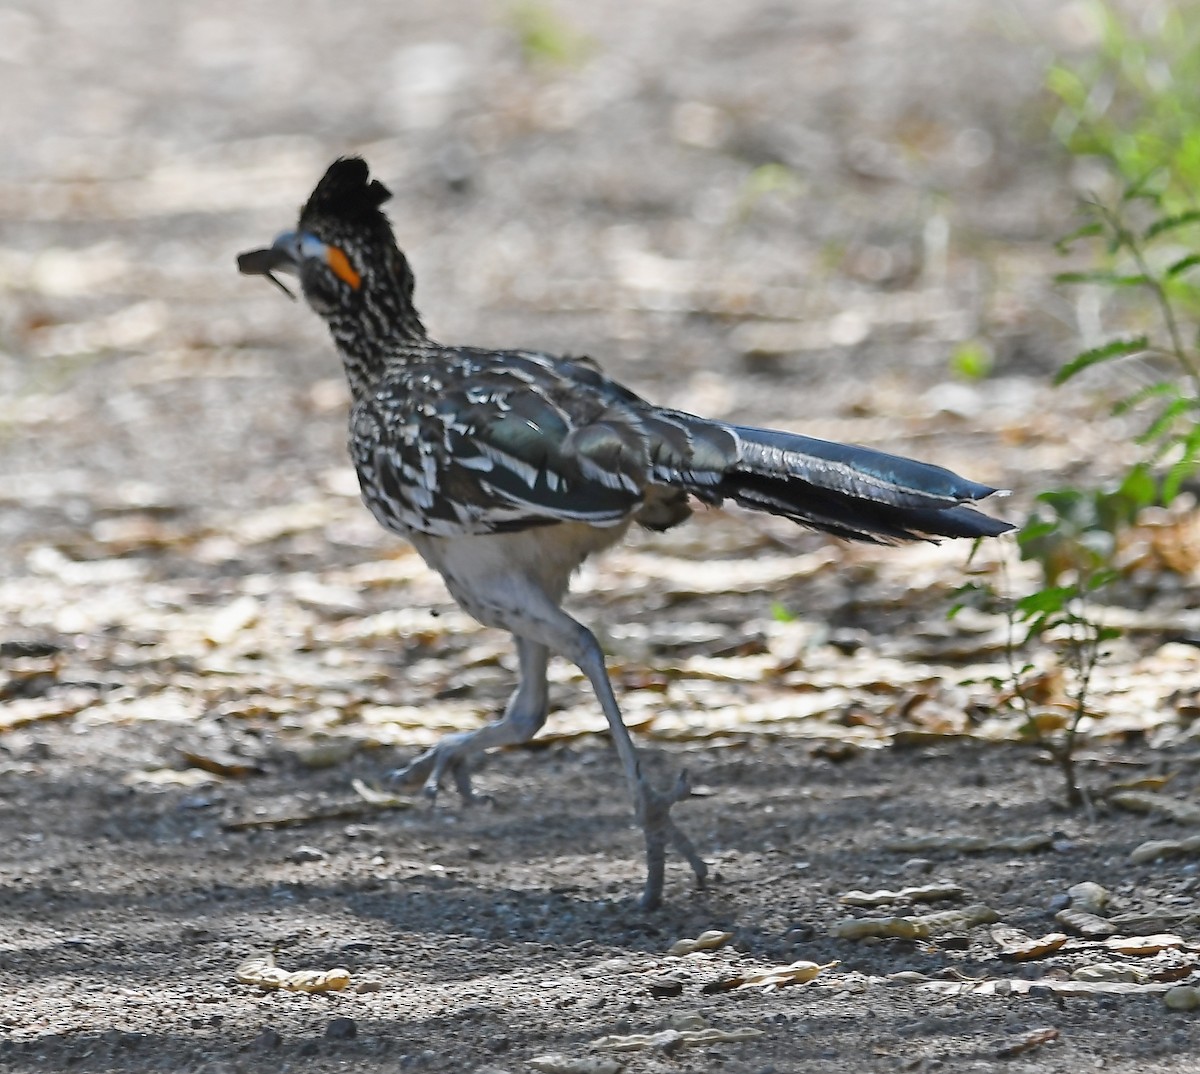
5 0 1200 1070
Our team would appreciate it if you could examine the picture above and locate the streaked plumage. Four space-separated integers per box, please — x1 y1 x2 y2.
239 157 1012 908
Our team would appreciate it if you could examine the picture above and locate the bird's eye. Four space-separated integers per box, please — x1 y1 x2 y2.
296 237 363 312
297 235 360 291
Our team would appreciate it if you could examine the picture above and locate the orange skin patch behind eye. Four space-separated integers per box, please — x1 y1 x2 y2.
326 245 361 289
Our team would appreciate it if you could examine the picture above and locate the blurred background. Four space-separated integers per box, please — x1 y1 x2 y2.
0 0 1097 531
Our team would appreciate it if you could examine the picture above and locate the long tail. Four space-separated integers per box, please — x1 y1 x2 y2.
651 412 1013 543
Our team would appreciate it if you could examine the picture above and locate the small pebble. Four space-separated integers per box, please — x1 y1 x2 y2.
1165 986 1200 1011
325 1016 357 1041
1067 881 1109 914
647 976 684 998
252 1027 282 1051
179 794 215 810
290 845 327 863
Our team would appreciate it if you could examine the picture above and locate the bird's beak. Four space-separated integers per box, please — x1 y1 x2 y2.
236 231 303 299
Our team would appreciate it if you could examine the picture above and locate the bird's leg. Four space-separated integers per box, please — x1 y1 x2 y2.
535 608 707 909
390 638 549 804
574 631 708 908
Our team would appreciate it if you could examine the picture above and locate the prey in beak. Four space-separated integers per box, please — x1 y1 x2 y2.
236 231 302 299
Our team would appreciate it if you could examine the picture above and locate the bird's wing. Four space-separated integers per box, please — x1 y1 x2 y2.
352 362 657 537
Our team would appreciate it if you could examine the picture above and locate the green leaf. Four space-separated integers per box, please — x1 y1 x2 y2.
1017 519 1059 545
1054 271 1151 287
964 535 985 567
1113 380 1177 415
1054 336 1150 385
770 601 796 623
1045 64 1088 109
1122 168 1165 203
1015 586 1077 617
950 340 993 381
947 579 990 620
1136 395 1194 444
1055 221 1104 254
1167 253 1200 278
508 1 591 67
1116 462 1158 511
1022 613 1053 646
1163 450 1200 503
1145 209 1200 240
1035 488 1087 513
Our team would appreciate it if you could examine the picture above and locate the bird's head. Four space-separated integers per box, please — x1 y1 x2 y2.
238 157 418 327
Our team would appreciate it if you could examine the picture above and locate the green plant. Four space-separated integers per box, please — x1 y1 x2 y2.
1048 3 1200 493
734 163 804 223
507 1 591 68
949 3 1200 805
951 548 1116 809
949 340 994 382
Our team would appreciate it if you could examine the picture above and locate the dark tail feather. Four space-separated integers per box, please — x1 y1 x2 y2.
718 425 1013 543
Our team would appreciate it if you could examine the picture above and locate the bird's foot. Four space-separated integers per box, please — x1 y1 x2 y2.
388 732 492 806
635 769 708 910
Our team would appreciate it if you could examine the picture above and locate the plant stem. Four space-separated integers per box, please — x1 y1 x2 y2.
1100 202 1200 393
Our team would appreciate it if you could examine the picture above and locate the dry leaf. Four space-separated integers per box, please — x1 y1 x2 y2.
925 978 1175 997
835 916 925 941
222 792 409 830
725 959 838 992
529 1056 624 1074
236 955 350 992
123 767 216 788
1105 934 1184 956
179 748 262 778
995 1027 1059 1059
1055 909 1117 938
1106 774 1174 794
1129 836 1200 865
1109 791 1200 825
839 883 965 908
592 1027 764 1052
351 778 410 807
835 903 997 940
667 930 732 956
992 929 1068 962
885 833 1051 854
1071 963 1146 984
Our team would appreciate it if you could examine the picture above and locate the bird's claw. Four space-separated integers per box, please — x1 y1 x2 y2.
388 736 492 807
636 768 708 910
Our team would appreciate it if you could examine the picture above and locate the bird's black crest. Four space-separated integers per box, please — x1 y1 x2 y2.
301 157 393 226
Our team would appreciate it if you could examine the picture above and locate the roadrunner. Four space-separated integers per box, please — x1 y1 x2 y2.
239 157 1013 908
